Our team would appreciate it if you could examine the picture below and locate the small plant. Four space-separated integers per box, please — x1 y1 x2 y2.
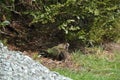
32 52 39 60
53 47 120 80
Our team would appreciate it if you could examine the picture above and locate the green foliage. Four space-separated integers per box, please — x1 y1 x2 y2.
0 39 8 46
0 0 14 18
1 0 120 45
28 0 120 45
104 20 120 41
47 47 59 55
53 50 120 80
0 20 10 27
32 53 39 60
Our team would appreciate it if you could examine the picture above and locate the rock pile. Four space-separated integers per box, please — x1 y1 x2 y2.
0 42 72 80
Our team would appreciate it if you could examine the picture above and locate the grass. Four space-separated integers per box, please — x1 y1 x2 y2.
52 48 120 80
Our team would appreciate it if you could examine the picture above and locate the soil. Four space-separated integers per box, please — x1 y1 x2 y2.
7 42 120 71
23 51 81 71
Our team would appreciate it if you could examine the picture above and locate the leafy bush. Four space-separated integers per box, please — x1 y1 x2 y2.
30 0 120 44
0 0 120 46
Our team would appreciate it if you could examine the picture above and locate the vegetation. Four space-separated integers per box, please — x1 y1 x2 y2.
53 49 120 80
0 0 120 80
0 0 120 48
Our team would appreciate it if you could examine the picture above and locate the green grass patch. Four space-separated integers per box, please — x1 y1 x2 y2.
52 49 120 80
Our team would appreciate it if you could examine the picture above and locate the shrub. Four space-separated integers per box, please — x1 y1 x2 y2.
0 0 120 46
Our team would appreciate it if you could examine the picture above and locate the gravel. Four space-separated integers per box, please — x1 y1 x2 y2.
0 42 72 80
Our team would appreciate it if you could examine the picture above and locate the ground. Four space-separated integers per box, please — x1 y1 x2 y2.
22 50 81 71
7 42 120 71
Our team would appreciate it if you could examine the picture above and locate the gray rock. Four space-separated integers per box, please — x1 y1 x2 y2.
0 43 72 80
